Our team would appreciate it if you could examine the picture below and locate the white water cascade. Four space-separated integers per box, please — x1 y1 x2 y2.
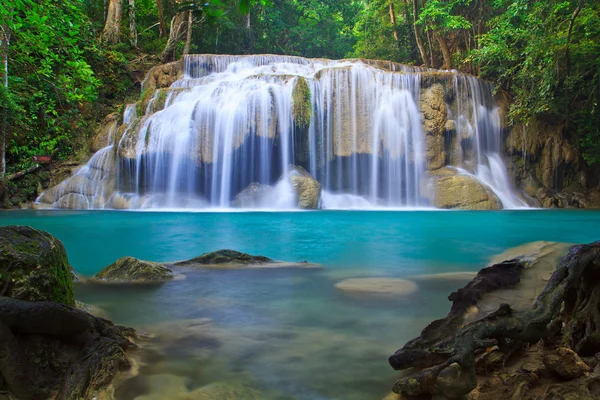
37 55 527 210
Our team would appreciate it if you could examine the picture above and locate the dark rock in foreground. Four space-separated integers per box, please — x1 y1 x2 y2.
389 241 600 399
0 225 74 305
0 226 136 400
95 256 174 282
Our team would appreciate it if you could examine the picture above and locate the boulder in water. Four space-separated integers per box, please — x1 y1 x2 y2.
427 167 502 210
288 165 321 209
96 256 174 282
231 183 274 208
335 277 418 296
0 226 136 400
175 249 320 269
0 225 74 305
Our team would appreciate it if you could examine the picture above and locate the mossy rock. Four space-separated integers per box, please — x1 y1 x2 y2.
0 226 74 305
175 250 272 266
96 256 174 282
292 76 312 129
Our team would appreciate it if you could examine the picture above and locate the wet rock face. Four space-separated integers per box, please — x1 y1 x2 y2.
0 225 74 305
506 116 600 208
420 84 448 171
427 167 502 210
288 165 321 209
96 256 174 282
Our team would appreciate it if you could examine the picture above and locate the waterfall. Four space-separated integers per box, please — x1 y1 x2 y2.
37 55 527 210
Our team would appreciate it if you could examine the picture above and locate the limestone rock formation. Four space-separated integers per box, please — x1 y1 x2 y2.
0 226 136 400
506 116 600 208
427 167 502 210
288 165 321 209
91 113 119 152
420 83 448 171
0 225 74 305
96 256 174 282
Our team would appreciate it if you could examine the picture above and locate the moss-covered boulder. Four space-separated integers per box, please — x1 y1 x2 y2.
96 256 174 282
176 249 272 267
292 76 312 129
0 225 74 305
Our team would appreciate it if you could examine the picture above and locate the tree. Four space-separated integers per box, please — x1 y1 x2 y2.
129 0 138 47
101 0 124 43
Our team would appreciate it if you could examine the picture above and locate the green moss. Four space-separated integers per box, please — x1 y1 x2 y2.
292 77 312 129
0 226 75 306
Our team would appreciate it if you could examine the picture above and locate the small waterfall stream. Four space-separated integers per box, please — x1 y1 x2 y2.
38 55 526 210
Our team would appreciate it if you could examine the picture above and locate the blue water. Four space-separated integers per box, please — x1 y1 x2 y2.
1 210 599 276
1 209 599 399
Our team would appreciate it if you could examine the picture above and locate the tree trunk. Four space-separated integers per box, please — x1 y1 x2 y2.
128 0 137 47
0 24 9 180
434 30 451 69
389 1 402 59
156 0 167 38
183 11 193 55
412 0 428 67
161 11 189 62
101 0 123 44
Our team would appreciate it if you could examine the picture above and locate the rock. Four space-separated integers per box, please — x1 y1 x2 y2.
92 113 119 152
177 250 272 266
335 278 418 296
543 348 590 380
427 168 502 210
185 382 263 400
288 165 321 209
543 383 595 400
231 183 273 208
0 225 74 305
0 227 136 400
174 250 320 269
292 76 312 129
75 300 109 318
421 84 448 171
95 256 174 282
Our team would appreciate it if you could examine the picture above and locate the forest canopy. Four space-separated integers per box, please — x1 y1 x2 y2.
0 0 599 175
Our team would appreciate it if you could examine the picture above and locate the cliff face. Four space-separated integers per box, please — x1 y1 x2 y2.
505 115 600 208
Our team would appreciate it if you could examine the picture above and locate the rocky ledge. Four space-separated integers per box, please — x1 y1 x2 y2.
388 240 600 399
0 226 136 400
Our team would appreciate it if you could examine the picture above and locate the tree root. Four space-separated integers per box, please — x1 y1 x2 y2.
389 241 600 398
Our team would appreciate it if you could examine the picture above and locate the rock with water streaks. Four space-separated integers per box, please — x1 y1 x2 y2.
288 165 321 209
427 167 502 210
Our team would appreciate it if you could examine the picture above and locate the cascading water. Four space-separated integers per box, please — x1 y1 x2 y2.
37 55 527 210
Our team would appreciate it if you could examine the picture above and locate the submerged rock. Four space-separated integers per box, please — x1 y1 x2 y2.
0 225 74 305
96 256 174 282
427 167 502 210
335 277 417 296
174 249 321 269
